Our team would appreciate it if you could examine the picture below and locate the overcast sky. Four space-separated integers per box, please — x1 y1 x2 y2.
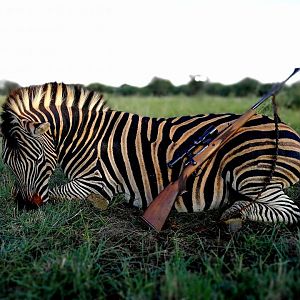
0 0 299 87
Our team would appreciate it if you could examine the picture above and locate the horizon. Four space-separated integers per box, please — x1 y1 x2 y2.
1 73 299 89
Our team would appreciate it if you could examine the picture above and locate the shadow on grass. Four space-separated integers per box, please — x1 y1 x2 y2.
1 191 300 299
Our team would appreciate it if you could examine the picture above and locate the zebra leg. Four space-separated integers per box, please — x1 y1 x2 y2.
49 180 89 200
49 177 108 203
221 186 300 224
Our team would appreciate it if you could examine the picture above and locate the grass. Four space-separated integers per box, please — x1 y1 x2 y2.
1 93 300 299
107 94 300 132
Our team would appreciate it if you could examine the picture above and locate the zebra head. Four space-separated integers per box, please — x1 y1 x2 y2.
1 116 57 209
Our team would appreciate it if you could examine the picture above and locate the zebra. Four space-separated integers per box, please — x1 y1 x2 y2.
1 82 300 224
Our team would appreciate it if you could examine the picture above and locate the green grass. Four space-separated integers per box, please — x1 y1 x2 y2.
107 94 300 132
1 93 300 299
0 95 5 109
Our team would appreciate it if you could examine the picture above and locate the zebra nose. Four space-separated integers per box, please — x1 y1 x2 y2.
31 193 43 206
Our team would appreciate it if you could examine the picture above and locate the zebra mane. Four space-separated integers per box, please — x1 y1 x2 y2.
1 82 110 142
3 82 109 116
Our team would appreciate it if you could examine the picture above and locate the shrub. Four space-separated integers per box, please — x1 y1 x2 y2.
0 80 20 96
117 84 140 96
183 76 205 96
205 82 231 97
287 81 300 108
87 83 115 94
231 77 260 97
146 77 175 96
257 83 273 97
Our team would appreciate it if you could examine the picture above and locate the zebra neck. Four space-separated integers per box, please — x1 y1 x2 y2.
52 108 105 165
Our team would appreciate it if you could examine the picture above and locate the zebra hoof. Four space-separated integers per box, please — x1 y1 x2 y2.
87 193 109 211
223 218 243 233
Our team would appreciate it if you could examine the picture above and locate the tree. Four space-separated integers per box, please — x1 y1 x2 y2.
205 82 231 97
286 81 300 108
117 84 140 96
86 83 115 94
146 77 175 96
257 83 273 96
232 77 260 97
184 75 205 95
0 80 20 95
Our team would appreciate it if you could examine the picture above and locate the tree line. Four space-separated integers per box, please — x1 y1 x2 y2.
85 76 300 108
1 77 300 107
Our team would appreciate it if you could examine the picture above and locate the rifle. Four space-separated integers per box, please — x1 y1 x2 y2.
141 68 300 232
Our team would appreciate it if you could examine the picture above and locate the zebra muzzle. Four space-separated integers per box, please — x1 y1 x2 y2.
31 193 43 206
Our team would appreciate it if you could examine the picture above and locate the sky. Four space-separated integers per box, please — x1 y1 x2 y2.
0 0 299 87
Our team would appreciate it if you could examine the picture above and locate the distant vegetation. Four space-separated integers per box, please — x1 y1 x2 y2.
0 80 20 96
1 76 300 108
86 76 300 108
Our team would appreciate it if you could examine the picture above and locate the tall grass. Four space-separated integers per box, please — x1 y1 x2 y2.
0 93 300 299
1 196 300 299
107 94 300 132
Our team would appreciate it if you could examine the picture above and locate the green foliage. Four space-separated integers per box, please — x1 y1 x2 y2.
139 85 152 96
86 82 115 94
85 78 300 103
0 164 14 200
205 82 231 97
146 77 175 96
1 76 300 107
231 77 260 97
287 81 300 108
108 94 300 132
257 83 273 96
183 76 205 96
0 80 20 96
0 96 5 110
116 84 140 96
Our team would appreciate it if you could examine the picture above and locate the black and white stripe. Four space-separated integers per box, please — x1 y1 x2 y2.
1 82 300 223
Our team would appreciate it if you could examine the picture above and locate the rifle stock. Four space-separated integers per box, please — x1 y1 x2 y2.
141 69 300 232
141 109 256 232
141 181 180 232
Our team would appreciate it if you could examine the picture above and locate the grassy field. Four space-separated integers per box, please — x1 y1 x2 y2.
108 94 300 132
1 94 300 299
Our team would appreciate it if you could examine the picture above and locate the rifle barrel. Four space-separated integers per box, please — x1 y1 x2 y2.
252 68 300 110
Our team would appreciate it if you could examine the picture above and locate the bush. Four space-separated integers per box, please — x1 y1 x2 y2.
231 77 260 97
146 77 175 96
87 83 115 94
117 84 140 96
205 82 231 97
183 76 205 96
0 80 20 96
257 83 273 96
286 82 300 108
139 86 152 96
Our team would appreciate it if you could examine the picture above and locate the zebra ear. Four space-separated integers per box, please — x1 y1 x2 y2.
32 122 51 136
25 121 50 136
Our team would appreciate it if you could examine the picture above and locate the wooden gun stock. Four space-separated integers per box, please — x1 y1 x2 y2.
141 109 256 232
141 68 300 232
141 181 180 232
